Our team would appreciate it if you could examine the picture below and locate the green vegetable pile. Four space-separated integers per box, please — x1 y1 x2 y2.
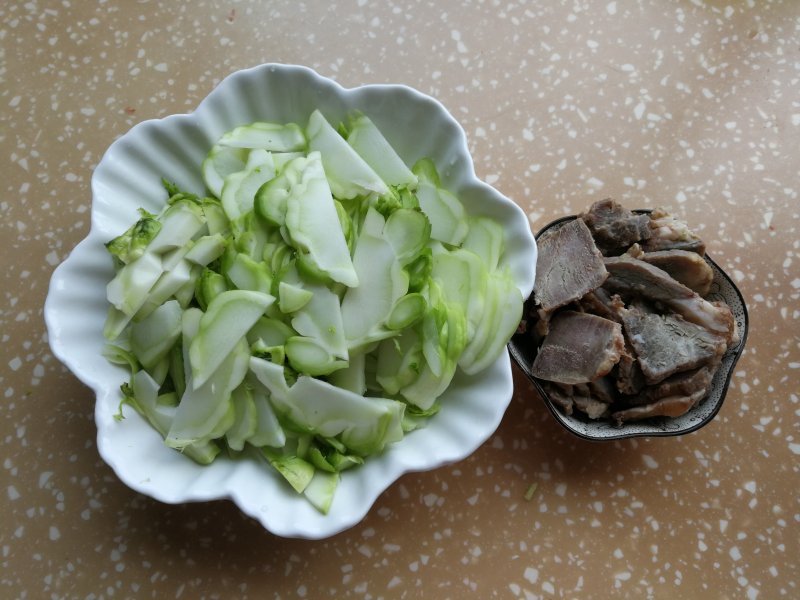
103 110 523 513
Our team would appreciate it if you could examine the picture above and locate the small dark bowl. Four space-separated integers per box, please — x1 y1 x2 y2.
508 212 749 440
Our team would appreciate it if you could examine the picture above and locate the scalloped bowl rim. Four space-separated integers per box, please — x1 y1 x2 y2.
44 63 537 538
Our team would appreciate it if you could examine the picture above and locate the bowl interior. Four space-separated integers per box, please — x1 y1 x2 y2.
508 213 749 440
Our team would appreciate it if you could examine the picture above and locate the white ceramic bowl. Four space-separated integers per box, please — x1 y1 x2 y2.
44 63 537 538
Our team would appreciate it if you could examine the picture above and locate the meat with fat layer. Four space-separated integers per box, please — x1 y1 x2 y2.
642 207 706 254
534 218 608 312
603 255 735 342
640 249 714 296
611 389 706 425
530 311 625 385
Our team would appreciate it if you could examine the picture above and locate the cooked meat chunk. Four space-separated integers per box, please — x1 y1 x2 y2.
642 207 705 255
534 218 608 312
541 382 574 415
640 249 714 296
603 255 735 342
541 382 611 419
612 390 706 424
579 199 652 256
615 344 646 395
627 360 720 406
587 376 617 404
579 287 623 323
615 305 727 384
530 311 625 384
573 394 611 420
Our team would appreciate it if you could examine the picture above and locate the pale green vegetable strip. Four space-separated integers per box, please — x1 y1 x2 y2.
306 109 389 200
459 269 523 375
375 329 423 396
218 122 306 151
106 251 163 318
105 213 161 266
147 200 206 254
382 208 431 266
346 113 417 188
246 374 286 448
189 290 275 389
221 150 276 223
303 470 339 515
249 357 405 456
290 282 348 360
226 382 258 452
285 337 348 376
166 309 248 448
135 258 193 319
283 152 359 287
461 216 505 272
262 449 315 494
278 281 313 313
202 145 249 198
327 351 366 395
340 210 408 348
130 299 182 371
226 253 272 295
415 180 469 245
130 370 220 464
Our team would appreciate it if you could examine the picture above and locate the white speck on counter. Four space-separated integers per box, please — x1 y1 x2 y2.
642 455 659 469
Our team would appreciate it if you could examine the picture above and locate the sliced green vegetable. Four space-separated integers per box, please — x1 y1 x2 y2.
306 109 389 200
282 152 359 287
303 470 339 514
103 110 524 514
105 210 162 266
202 145 249 199
346 113 417 188
189 290 275 389
130 299 182 371
218 121 306 152
262 449 314 494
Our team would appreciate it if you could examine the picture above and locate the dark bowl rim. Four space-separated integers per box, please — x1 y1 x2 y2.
507 210 750 441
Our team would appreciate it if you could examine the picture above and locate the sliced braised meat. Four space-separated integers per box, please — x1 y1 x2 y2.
579 287 622 323
587 376 617 404
579 199 652 255
530 311 624 384
615 344 646 395
627 360 720 406
534 218 608 312
640 249 714 296
573 394 611 420
642 207 705 255
615 305 727 384
612 390 706 425
541 382 610 419
603 255 735 342
541 382 574 415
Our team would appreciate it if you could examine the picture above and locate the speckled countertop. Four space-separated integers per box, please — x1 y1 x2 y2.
2 0 798 598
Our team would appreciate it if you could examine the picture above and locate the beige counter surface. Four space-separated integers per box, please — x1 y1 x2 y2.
2 0 798 598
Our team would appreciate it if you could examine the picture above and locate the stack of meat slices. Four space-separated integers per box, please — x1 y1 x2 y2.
525 199 738 425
